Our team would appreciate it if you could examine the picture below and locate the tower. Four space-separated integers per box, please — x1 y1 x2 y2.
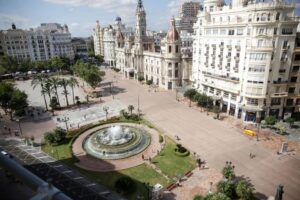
135 0 147 44
165 17 182 90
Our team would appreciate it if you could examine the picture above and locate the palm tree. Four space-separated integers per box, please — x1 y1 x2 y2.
69 77 79 105
32 74 48 110
128 105 134 115
43 80 53 102
58 78 70 107
48 77 61 105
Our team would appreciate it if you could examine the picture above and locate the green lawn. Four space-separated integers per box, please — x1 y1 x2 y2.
41 118 196 199
153 137 197 179
42 140 169 200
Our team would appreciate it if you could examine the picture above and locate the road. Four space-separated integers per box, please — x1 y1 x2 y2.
104 69 300 200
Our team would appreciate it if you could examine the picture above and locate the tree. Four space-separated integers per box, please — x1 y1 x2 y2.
42 80 53 102
285 117 295 128
85 71 102 89
236 180 255 200
44 128 66 145
9 89 28 119
217 181 235 199
0 81 14 113
58 78 70 107
274 122 286 135
205 193 231 200
193 195 204 200
222 162 235 181
48 77 61 105
32 74 48 110
264 116 277 125
212 105 220 119
69 77 79 104
128 105 134 115
184 89 198 107
50 96 59 115
0 55 19 74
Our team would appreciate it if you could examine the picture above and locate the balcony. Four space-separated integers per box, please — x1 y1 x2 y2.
279 69 286 73
273 80 288 84
271 92 288 97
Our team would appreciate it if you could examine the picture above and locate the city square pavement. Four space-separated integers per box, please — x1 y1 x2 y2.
102 69 300 200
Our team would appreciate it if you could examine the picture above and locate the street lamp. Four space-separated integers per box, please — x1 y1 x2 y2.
15 118 23 137
103 106 109 121
61 116 70 131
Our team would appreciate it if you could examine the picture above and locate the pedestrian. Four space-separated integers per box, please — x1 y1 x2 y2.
249 152 252 159
142 154 144 160
149 157 151 162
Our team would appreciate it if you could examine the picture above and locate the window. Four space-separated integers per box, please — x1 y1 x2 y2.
169 46 172 53
288 87 295 94
293 66 299 72
224 92 229 98
237 28 243 35
282 28 293 35
290 77 297 83
294 55 300 61
228 30 235 35
286 99 294 106
274 28 277 35
247 98 258 105
168 69 172 77
271 98 281 106
203 86 208 92
258 28 264 34
176 45 179 53
282 40 289 49
296 99 300 105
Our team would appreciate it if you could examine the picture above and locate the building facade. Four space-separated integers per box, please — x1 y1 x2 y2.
175 1 201 33
192 0 300 122
93 20 105 57
0 23 74 62
71 37 92 57
115 0 192 90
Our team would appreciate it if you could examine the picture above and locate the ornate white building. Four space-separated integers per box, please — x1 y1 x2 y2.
93 21 104 57
0 23 74 61
192 0 300 122
115 0 192 90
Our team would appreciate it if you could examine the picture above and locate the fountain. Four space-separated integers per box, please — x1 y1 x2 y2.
83 124 151 160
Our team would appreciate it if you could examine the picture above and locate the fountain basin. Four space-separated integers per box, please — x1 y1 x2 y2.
82 124 151 160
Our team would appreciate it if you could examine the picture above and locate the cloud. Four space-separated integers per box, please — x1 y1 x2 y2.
0 14 30 29
44 0 136 19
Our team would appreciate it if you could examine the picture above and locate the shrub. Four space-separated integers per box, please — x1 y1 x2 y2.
193 195 204 200
114 177 136 195
43 128 66 145
217 181 236 199
274 122 286 135
184 89 198 100
146 79 153 85
236 180 255 200
159 135 164 143
285 117 295 128
222 164 235 181
44 131 56 144
175 143 188 153
205 193 231 200
138 76 145 82
264 116 277 125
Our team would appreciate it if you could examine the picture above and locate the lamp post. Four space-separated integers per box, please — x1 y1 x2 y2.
61 116 70 132
137 95 141 117
15 118 23 137
103 106 109 121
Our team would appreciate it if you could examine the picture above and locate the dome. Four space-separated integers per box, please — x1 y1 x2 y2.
167 18 180 42
115 16 122 22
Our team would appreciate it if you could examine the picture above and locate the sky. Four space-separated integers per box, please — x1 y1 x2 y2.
0 0 299 37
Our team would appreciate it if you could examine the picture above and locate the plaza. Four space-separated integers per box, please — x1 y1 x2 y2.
101 69 300 200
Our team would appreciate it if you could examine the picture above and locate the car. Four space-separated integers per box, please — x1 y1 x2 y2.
1 150 8 156
244 129 256 137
